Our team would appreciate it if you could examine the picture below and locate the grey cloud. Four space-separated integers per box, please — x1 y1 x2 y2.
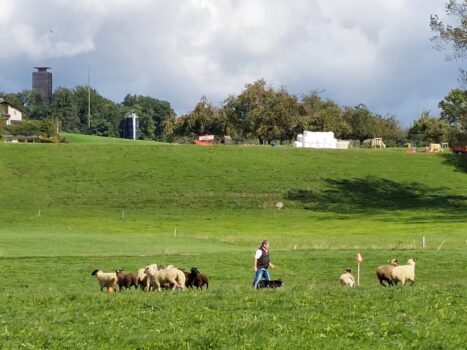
0 0 463 126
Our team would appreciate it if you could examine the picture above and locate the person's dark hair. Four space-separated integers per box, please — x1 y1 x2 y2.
261 240 269 247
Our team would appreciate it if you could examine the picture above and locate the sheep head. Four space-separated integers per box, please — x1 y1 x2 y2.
91 269 101 276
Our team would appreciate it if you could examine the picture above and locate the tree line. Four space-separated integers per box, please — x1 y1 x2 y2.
0 80 465 146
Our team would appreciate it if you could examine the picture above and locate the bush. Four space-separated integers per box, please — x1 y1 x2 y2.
6 120 42 136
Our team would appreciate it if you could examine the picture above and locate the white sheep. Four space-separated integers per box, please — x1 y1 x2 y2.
390 258 416 286
144 265 186 292
137 267 151 290
338 268 355 287
91 269 118 292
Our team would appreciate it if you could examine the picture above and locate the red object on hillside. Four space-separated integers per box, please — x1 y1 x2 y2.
195 135 214 146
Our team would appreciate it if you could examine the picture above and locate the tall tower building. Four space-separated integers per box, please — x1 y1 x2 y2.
32 67 52 103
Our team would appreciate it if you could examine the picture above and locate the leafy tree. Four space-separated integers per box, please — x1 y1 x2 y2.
14 89 50 120
50 87 80 132
300 93 350 139
373 115 405 147
122 95 175 140
439 88 467 131
342 104 378 142
408 111 451 144
221 80 302 144
73 86 123 136
431 0 467 84
175 96 225 138
222 80 273 142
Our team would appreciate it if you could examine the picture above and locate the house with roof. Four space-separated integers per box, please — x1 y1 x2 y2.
0 98 23 125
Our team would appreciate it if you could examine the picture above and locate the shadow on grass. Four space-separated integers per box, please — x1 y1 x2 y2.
286 177 467 217
441 153 467 173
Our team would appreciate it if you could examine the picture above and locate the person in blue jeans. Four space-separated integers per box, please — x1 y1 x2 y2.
252 240 276 289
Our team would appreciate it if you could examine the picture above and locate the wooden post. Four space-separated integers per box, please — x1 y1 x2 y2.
422 236 426 249
356 252 363 287
357 263 360 287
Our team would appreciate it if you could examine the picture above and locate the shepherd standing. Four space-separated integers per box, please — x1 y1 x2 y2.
252 240 276 289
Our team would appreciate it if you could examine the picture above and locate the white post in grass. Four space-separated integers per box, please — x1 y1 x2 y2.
38 209 41 217
422 236 426 249
356 252 363 286
121 210 125 220
174 227 177 237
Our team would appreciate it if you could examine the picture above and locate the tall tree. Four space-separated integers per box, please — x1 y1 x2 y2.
122 95 175 140
50 87 80 132
343 104 378 142
300 93 350 139
175 96 225 138
439 88 467 131
408 111 451 144
431 0 467 84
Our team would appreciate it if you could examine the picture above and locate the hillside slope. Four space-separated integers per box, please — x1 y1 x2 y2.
1 140 466 254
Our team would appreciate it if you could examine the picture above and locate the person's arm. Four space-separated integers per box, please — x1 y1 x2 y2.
253 257 258 271
269 262 276 269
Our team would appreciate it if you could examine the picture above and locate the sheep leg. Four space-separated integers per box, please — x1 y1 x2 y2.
145 278 151 292
168 278 178 290
155 281 162 292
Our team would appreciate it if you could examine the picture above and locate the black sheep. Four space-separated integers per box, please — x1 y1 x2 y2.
188 267 209 290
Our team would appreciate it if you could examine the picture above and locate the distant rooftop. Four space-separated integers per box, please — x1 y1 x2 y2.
34 67 51 72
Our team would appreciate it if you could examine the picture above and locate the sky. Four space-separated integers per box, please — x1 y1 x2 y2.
0 0 464 127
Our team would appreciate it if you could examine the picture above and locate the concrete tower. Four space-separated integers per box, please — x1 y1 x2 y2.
32 67 52 103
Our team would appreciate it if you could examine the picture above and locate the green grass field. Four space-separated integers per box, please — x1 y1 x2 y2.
0 137 466 349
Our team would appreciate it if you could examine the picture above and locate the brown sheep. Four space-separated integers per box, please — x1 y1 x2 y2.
189 267 209 290
115 269 139 291
376 259 398 287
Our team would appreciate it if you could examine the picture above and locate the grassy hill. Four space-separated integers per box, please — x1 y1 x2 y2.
1 138 466 255
0 136 466 349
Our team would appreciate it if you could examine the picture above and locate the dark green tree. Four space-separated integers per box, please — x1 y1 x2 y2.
408 111 451 144
342 104 378 142
439 88 467 130
300 93 350 139
50 87 80 132
175 96 225 138
122 95 175 140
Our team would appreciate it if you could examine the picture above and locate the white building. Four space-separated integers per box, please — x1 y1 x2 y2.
1 99 23 126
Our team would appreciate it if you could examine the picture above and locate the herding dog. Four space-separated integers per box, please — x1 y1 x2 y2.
256 279 283 289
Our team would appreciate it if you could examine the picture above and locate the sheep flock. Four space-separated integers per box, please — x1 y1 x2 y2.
92 257 417 293
91 264 209 293
339 257 416 288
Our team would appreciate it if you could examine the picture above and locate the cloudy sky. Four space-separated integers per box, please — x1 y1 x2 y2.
0 0 463 126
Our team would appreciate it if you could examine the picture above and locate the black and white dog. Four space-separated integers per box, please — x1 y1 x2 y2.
256 279 283 289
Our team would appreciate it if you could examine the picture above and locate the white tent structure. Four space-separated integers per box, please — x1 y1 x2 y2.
293 131 350 149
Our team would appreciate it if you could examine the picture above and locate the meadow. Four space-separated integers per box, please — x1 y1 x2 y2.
0 135 466 349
